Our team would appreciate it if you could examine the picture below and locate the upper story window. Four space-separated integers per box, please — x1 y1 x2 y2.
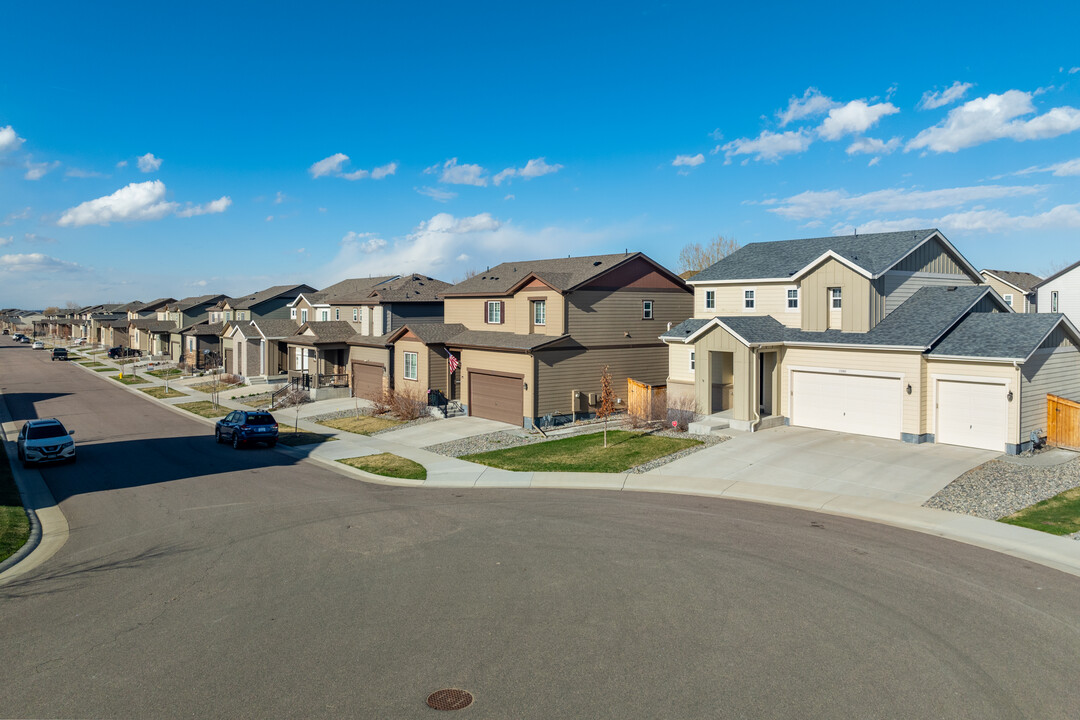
320 310 329 322
335 308 340 320
642 300 654 320
353 308 358 322
1052 291 1059 313
533 300 546 325
1003 293 1014 307
705 290 715 310
403 351 418 380
290 308 296 320
689 350 695 371
301 309 308 324
787 288 799 309
743 290 755 310
831 288 842 309
486 301 502 324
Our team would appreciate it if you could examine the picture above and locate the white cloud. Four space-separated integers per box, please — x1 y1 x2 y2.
25 159 60 180
1012 157 1080 177
137 153 163 173
720 129 813 163
907 90 1080 153
0 236 12 247
309 153 396 181
818 100 899 140
0 125 25 153
777 88 838 126
175 196 232 218
3 207 31 225
341 231 388 254
672 153 705 167
24 232 56 244
57 180 230 227
416 186 458 203
493 157 564 185
426 158 488 186
504 194 514 201
65 168 107 178
116 160 128 168
765 183 1044 221
918 81 973 110
274 191 286 204
192 279 208 287
832 203 1080 235
1071 68 1080 75
846 137 902 155
0 253 81 273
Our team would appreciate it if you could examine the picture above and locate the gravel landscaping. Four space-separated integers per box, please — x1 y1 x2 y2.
426 421 726 473
924 453 1080 540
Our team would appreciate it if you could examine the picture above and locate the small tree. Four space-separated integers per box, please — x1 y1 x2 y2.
597 364 616 448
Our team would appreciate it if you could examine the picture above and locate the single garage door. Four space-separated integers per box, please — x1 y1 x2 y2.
351 361 384 399
469 370 523 426
791 370 902 440
935 379 1006 452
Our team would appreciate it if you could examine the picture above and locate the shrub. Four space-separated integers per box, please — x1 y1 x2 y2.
667 392 698 432
392 386 429 421
367 386 394 415
220 373 243 385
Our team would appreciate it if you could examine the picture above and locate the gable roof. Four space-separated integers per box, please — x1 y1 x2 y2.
929 313 1073 360
129 318 176 332
981 269 1042 293
181 320 226 336
229 284 316 310
364 274 451 303
442 252 683 296
248 318 302 339
171 294 228 312
318 275 398 303
387 323 467 345
688 229 978 283
290 321 357 345
1032 258 1080 289
133 297 176 313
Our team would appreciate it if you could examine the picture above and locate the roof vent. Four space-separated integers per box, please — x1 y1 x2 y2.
593 261 602 266
946 286 958 291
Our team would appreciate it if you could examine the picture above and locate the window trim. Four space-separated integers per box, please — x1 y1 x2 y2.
704 290 715 311
642 299 654 320
353 308 358 322
300 309 308 324
786 287 799 311
403 350 418 381
743 288 756 311
320 310 329 322
689 350 695 371
290 308 296 320
335 308 340 320
1052 290 1059 313
1003 293 1013 307
830 287 842 310
486 300 503 324
533 299 546 326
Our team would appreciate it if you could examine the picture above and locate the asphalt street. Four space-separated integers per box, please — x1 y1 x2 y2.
2 338 1080 719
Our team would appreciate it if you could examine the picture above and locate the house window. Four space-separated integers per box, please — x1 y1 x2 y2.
320 310 329 322
335 308 340 320
486 301 502 324
642 300 654 320
705 290 715 310
403 351 418 380
690 350 695 371
787 288 799 309
1003 293 1014 307
290 308 296 319
533 300 546 325
301 309 308 323
353 308 358 322
188 338 195 350
1052 291 1059 313
743 290 755 310
831 288 842 309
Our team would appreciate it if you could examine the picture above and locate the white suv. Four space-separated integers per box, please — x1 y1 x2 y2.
17 418 76 466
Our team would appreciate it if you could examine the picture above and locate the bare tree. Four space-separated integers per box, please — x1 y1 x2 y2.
677 235 740 275
43 306 60 316
457 268 480 283
1042 259 1071 278
597 364 616 448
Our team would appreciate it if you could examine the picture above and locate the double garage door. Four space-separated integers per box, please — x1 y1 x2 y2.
791 370 902 440
469 370 523 426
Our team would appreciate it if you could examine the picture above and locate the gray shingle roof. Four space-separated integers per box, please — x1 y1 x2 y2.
133 297 176 313
229 284 315 310
347 332 393 347
182 321 226 336
129 318 176 332
982 269 1043 293
368 274 451 303
173 293 227 312
396 323 467 345
929 313 1067 359
689 229 941 282
443 253 661 295
316 276 398 303
292 321 356 344
445 329 570 351
250 318 301 339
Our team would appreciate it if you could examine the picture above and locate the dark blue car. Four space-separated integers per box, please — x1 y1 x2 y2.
215 410 279 449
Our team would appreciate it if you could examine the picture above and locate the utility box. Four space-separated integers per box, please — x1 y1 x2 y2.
587 392 598 406
571 390 587 413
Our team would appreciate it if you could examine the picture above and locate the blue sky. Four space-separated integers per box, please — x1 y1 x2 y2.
2 1 1079 308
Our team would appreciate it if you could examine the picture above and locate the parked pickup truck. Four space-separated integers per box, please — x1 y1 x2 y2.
51 348 68 361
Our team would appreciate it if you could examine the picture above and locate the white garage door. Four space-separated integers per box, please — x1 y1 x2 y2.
935 379 1006 452
791 370 902 440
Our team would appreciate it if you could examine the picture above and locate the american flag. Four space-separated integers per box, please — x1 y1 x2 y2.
447 352 459 374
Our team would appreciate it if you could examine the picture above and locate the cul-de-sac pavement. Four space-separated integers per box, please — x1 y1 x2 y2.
2 341 1080 718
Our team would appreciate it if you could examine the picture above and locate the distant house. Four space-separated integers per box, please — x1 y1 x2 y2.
981 269 1041 313
125 298 177 354
1033 260 1080 327
219 284 315 378
162 294 229 362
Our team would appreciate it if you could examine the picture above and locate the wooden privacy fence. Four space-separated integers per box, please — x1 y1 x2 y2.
628 378 666 421
1047 393 1080 451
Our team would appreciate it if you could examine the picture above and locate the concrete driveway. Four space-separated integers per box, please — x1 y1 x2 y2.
647 425 1000 505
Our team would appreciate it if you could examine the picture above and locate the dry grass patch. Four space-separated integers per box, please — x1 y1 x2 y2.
191 380 243 394
110 374 151 385
318 415 404 435
140 386 187 399
338 453 426 480
175 401 229 418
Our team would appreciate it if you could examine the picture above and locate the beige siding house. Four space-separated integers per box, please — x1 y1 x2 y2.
664 229 1080 454
981 269 1041 313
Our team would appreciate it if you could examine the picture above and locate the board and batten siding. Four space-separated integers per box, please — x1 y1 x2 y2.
1020 346 1080 440
924 358 1020 443
878 272 976 315
460 348 535 422
533 344 669 418
691 325 754 421
892 237 972 275
799 259 872 333
693 283 801 326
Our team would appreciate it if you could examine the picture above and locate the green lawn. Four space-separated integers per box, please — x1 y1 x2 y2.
93 367 118 372
462 430 702 473
0 437 30 564
110 374 151 385
146 368 183 379
78 361 106 367
1000 486 1080 535
275 425 337 447
140 386 188 399
175 401 229 418
318 415 404 435
338 453 426 480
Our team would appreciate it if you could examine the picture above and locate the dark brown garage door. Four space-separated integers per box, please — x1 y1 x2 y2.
351 361 384 399
469 370 523 426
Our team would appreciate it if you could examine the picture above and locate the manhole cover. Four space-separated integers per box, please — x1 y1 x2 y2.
426 688 473 711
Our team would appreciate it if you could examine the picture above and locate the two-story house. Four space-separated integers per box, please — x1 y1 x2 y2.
981 270 1041 313
1033 259 1080 328
218 284 315 379
161 294 229 361
663 229 1080 454
382 253 692 427
126 298 177 354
